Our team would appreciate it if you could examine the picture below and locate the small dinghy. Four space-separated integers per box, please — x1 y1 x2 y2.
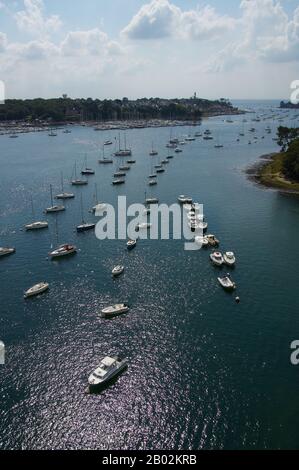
175 148 183 153
101 303 130 318
223 252 236 266
148 179 157 186
210 251 224 266
24 282 49 299
112 265 124 277
127 239 137 250
218 275 236 291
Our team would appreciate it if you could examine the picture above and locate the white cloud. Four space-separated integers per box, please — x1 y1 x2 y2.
0 32 7 52
122 0 235 41
61 29 109 56
15 0 62 37
207 0 299 72
122 0 180 39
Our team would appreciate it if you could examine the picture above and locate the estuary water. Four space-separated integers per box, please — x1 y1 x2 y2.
1 100 299 450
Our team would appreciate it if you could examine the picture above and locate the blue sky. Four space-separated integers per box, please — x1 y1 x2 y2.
0 0 298 99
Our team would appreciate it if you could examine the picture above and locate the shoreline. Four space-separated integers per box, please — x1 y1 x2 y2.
0 111 244 136
246 152 299 195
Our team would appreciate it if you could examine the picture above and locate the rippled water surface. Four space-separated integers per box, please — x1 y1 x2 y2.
1 100 299 450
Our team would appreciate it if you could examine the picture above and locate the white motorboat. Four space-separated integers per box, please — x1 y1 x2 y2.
101 303 130 318
24 282 49 299
88 356 128 389
104 140 113 146
178 195 192 204
175 148 183 153
25 221 49 231
210 251 224 266
218 275 236 291
187 212 204 222
0 247 16 257
49 244 77 258
112 265 124 277
223 252 236 266
148 179 157 186
188 220 201 231
195 236 209 247
127 239 137 250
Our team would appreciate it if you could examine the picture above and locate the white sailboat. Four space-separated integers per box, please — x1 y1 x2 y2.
45 185 65 213
55 172 75 200
25 194 49 231
92 183 107 214
48 216 77 259
76 194 96 232
71 162 88 186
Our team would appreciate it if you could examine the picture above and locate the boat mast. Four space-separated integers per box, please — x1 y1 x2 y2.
30 193 35 219
50 184 54 207
55 214 59 245
61 172 64 192
80 193 85 224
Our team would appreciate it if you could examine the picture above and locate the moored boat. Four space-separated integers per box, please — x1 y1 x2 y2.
0 247 16 257
210 251 224 266
49 244 77 258
112 265 124 277
24 282 49 299
223 252 236 266
88 356 128 390
101 303 130 318
25 221 48 231
218 275 236 291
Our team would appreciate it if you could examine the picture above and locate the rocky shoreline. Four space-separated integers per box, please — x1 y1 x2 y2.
246 153 299 195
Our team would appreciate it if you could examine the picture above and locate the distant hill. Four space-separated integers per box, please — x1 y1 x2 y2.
0 96 242 123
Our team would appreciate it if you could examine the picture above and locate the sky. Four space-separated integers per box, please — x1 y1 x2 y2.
0 0 298 100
